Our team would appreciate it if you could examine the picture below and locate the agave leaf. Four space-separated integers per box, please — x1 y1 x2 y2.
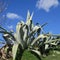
28 26 40 38
50 42 57 46
31 34 47 46
22 25 27 41
0 26 7 32
44 37 51 50
26 10 30 22
36 23 46 34
37 24 45 34
37 28 41 36
40 25 45 34
44 34 60 37
45 44 49 50
30 12 34 20
0 30 16 41
30 49 41 57
3 33 14 45
26 10 31 26
41 23 47 28
44 39 60 44
27 26 40 45
16 22 26 49
29 20 33 31
22 25 29 48
16 23 21 43
12 43 19 60
26 11 34 32
14 33 17 40
16 23 28 48
29 12 34 31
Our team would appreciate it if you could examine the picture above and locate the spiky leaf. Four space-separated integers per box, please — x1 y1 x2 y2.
12 43 19 60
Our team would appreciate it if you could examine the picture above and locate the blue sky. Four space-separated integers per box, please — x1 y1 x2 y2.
0 0 60 47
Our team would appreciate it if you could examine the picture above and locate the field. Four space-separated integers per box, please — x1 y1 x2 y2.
21 50 60 60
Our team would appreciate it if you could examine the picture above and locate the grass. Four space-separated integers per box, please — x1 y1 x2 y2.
21 50 60 60
21 50 40 60
41 50 60 60
7 51 60 60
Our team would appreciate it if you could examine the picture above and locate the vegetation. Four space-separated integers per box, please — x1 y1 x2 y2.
0 11 60 60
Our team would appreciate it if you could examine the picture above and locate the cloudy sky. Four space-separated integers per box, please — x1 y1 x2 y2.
0 0 60 46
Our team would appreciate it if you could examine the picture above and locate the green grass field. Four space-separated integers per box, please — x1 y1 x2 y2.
9 49 60 60
21 50 60 60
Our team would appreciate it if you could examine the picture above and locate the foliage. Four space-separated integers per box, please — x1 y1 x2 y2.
0 11 60 60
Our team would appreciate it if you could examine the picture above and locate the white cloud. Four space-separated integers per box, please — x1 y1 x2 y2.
36 0 59 12
6 13 23 19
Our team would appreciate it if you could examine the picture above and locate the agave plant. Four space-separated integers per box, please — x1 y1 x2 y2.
12 11 50 60
0 11 60 60
0 26 15 59
12 25 60 60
